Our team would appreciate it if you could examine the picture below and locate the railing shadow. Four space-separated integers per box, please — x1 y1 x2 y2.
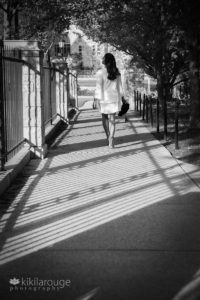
0 110 199 274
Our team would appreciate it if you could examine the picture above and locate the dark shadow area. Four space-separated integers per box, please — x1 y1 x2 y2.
48 131 157 154
180 152 200 165
45 120 68 148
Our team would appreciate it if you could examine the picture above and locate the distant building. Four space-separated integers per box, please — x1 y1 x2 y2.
50 25 107 72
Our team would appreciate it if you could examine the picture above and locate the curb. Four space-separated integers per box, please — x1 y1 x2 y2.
174 158 200 189
0 148 30 197
140 113 200 191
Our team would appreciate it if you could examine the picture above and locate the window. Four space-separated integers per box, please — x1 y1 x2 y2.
55 44 61 56
55 42 70 57
79 45 82 57
92 45 96 55
97 45 100 55
64 43 70 56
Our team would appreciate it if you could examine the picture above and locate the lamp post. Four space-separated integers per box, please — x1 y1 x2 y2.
58 38 72 69
58 35 75 117
59 40 65 57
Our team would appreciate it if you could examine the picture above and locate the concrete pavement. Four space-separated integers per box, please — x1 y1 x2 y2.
0 108 200 300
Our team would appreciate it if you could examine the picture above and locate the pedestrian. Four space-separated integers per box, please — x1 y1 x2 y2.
95 53 123 148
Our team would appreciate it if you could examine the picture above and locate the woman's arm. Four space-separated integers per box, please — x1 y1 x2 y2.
117 75 126 98
95 70 104 101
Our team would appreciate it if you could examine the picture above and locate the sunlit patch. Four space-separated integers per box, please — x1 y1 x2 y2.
0 110 197 265
0 183 174 264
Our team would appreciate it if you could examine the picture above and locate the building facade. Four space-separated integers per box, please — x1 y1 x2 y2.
50 25 107 72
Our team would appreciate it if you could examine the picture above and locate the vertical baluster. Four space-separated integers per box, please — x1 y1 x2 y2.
136 90 139 111
0 41 6 170
139 92 142 116
142 94 145 120
150 96 153 127
146 96 149 123
175 98 179 149
156 97 159 133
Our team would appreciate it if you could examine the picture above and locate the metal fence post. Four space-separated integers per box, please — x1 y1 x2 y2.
61 71 64 118
134 90 136 110
163 89 168 140
146 96 149 123
175 98 179 149
0 40 6 170
64 70 67 119
139 92 142 116
49 67 53 125
150 96 153 127
156 97 160 133
39 50 46 149
75 73 78 108
142 94 145 120
66 66 70 117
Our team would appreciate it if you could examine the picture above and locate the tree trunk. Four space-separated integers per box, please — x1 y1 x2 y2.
3 4 12 39
157 71 168 138
14 9 19 39
3 11 10 39
157 72 164 108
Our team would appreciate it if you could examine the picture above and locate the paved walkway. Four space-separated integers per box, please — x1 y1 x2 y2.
0 108 200 300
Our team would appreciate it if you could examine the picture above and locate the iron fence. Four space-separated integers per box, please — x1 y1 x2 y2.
0 41 78 171
133 90 190 150
0 43 25 167
69 70 78 107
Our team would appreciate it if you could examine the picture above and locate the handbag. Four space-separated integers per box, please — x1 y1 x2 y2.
118 96 129 116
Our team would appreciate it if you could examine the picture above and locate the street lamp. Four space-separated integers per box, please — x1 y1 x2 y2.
59 40 65 56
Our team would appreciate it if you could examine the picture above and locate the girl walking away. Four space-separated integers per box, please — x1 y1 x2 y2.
95 53 123 148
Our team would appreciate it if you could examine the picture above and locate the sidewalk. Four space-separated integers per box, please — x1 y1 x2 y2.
0 108 200 300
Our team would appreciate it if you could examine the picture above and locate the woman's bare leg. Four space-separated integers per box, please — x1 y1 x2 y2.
102 114 109 139
108 114 115 148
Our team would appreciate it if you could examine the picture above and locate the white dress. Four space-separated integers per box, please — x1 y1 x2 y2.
95 68 123 114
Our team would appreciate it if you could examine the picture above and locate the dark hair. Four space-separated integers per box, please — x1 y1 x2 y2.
103 53 120 80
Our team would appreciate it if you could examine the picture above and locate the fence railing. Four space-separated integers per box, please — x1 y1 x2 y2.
69 70 78 108
133 90 190 150
0 44 25 165
0 41 78 171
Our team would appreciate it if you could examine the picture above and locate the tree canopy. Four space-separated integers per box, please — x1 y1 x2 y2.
1 0 200 126
0 0 73 49
72 0 200 127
